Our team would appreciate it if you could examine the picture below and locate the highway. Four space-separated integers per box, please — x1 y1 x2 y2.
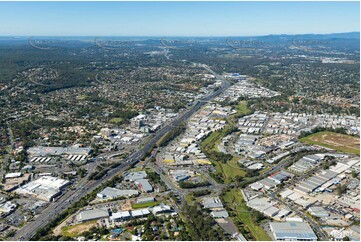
13 66 231 241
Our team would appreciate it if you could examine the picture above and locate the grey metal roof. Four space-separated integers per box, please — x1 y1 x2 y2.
270 222 317 240
124 171 147 181
78 208 109 221
211 210 229 218
136 179 153 192
98 187 138 198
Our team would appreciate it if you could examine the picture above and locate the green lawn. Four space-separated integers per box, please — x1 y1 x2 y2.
200 101 252 183
221 157 246 181
200 130 246 183
223 189 271 241
300 131 360 155
234 101 252 117
131 201 160 209
185 194 195 206
109 117 123 125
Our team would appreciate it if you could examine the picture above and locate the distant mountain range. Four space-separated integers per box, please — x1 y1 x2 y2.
0 32 359 40
247 32 360 41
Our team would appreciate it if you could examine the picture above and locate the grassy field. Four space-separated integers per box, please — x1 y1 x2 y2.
300 131 360 155
200 101 251 183
109 117 124 125
223 189 271 241
61 221 98 237
221 157 246 180
200 128 246 183
131 201 160 209
227 101 253 125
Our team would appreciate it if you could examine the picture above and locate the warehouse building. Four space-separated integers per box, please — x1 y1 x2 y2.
135 179 153 193
151 204 173 215
124 171 147 181
131 208 151 218
247 197 276 213
202 196 224 209
295 169 339 194
288 154 324 174
110 211 131 222
211 209 229 218
270 222 317 241
97 187 139 199
77 208 109 222
269 171 293 184
136 197 155 204
249 177 278 191
307 206 329 218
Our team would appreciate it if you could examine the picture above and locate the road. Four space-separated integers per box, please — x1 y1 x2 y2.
13 66 231 241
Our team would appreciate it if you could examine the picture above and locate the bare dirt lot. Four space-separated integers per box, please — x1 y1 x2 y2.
300 131 360 155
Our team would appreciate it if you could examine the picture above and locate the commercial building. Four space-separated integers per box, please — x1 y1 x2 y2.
270 222 317 241
27 146 92 157
15 176 70 202
5 173 22 179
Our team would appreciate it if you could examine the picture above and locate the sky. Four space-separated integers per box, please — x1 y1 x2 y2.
0 1 359 36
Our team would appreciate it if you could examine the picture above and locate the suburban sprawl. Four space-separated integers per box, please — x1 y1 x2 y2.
0 33 359 241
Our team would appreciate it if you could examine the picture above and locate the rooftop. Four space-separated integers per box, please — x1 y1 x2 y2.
270 222 317 240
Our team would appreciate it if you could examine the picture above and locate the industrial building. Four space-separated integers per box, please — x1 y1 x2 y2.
97 187 139 199
249 177 278 191
270 222 317 241
135 179 153 193
131 208 151 218
295 169 339 194
110 211 131 222
288 154 324 174
211 209 229 218
77 208 109 222
202 196 224 209
247 197 280 218
307 206 329 218
124 171 147 181
136 197 155 204
151 204 173 215
269 171 293 184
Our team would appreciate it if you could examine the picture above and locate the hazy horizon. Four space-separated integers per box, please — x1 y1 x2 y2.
0 1 359 36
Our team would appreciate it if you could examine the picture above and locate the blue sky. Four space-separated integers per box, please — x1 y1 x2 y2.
0 1 359 36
